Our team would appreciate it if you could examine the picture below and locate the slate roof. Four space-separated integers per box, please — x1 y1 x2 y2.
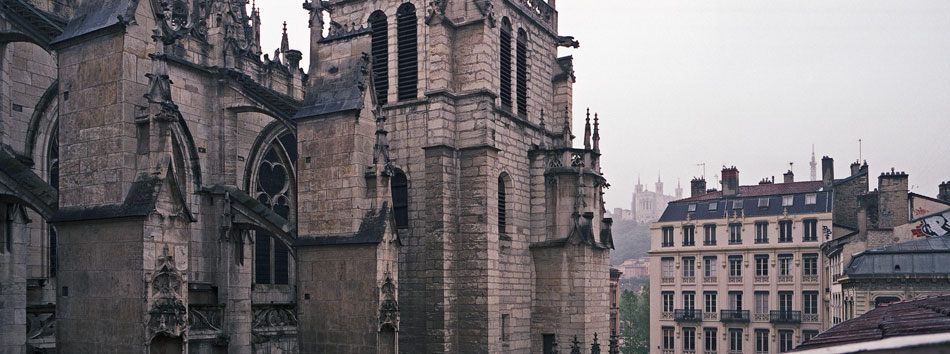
844 236 950 276
795 294 950 351
53 173 195 223
51 0 134 45
294 202 393 246
202 185 290 232
659 181 831 222
293 54 370 120
0 0 67 45
0 145 58 214
224 69 301 119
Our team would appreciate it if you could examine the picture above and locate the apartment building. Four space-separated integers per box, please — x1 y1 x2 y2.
649 167 830 354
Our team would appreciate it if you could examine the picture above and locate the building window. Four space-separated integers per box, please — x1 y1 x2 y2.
803 330 819 342
779 330 794 352
804 291 818 315
704 256 717 277
47 129 59 276
779 291 793 312
729 291 743 311
803 219 818 241
755 329 770 354
755 222 769 243
704 328 718 352
733 199 744 209
683 291 696 310
755 291 769 315
729 256 742 277
755 255 769 277
705 292 718 313
875 296 901 307
662 292 674 312
662 257 674 279
778 220 792 243
683 257 695 278
729 328 743 353
683 327 696 352
729 223 742 244
499 18 512 110
501 314 510 341
683 225 695 246
396 3 418 101
253 132 296 285
778 254 793 276
782 195 794 206
805 193 817 205
688 203 697 212
662 227 674 247
369 11 389 105
515 29 528 117
662 327 675 351
709 202 718 211
704 224 717 245
392 169 409 228
498 175 507 236
758 198 770 208
803 253 818 276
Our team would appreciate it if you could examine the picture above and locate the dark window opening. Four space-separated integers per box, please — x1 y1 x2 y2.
498 176 507 236
392 169 409 228
253 132 296 285
396 4 418 101
255 235 271 284
500 19 513 110
48 128 59 276
516 29 528 117
369 11 389 105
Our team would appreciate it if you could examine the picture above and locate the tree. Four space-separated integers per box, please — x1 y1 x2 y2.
620 287 650 354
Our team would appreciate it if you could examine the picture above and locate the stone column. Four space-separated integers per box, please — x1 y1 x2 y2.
0 203 29 353
219 228 252 354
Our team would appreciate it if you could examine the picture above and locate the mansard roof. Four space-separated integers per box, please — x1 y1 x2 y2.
293 54 371 120
658 181 831 222
796 294 950 351
844 235 950 276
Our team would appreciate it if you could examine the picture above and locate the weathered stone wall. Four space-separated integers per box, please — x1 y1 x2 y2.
833 171 869 230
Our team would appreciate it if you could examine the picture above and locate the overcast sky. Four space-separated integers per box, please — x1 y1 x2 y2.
255 0 950 210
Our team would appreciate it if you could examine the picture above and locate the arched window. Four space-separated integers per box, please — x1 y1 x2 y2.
47 124 58 277
252 131 296 285
498 173 510 237
499 18 513 110
391 169 409 229
396 3 418 101
516 29 528 117
369 11 389 105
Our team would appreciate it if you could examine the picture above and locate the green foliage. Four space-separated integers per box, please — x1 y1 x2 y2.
620 287 650 354
610 220 652 264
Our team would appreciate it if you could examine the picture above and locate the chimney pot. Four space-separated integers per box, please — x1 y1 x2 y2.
690 177 707 198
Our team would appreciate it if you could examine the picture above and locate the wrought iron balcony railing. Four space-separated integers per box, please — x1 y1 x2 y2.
720 310 750 323
770 310 802 324
674 309 702 322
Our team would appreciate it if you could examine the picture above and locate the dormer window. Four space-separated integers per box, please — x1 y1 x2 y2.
782 195 793 207
688 204 697 212
732 200 743 209
805 193 817 205
757 198 769 208
708 203 718 211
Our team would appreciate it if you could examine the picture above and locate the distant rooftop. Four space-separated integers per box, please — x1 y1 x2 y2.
844 236 950 276
676 180 825 202
795 294 950 351
658 180 831 223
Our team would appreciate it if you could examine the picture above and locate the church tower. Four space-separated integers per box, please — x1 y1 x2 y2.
810 144 818 181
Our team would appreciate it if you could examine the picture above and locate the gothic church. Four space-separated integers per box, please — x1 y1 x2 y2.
0 0 612 352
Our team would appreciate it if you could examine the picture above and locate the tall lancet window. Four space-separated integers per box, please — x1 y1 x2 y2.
47 125 58 276
516 29 528 117
498 174 508 236
391 169 409 229
369 11 389 105
253 132 297 285
396 3 418 101
499 18 513 110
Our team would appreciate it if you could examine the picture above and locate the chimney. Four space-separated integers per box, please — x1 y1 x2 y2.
722 167 739 196
783 170 794 183
822 156 834 188
878 169 909 228
878 169 909 193
850 161 861 176
690 177 707 198
285 49 303 70
939 181 950 203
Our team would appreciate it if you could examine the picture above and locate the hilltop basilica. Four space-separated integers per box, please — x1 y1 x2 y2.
0 0 612 352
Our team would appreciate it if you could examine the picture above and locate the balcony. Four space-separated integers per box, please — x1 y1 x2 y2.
803 313 819 323
674 309 703 322
720 310 750 323
661 312 673 320
661 277 675 284
803 274 819 283
703 276 718 284
754 276 769 284
753 312 770 322
777 275 794 283
683 276 696 284
703 311 719 321
728 276 742 284
770 310 802 324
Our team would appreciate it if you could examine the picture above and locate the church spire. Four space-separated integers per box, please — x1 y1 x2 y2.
583 108 591 150
810 144 817 181
592 112 600 152
280 21 290 54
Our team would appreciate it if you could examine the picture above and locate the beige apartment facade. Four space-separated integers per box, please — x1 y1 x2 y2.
650 168 831 354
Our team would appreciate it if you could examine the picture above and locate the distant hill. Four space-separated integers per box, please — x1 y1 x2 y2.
610 220 652 265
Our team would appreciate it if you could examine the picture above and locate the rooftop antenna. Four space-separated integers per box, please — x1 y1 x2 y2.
859 138 863 162
789 162 794 171
696 163 706 179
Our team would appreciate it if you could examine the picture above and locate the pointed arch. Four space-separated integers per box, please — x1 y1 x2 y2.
499 18 513 110
498 172 512 237
369 10 389 105
396 3 418 101
247 124 297 285
516 28 529 117
391 168 409 229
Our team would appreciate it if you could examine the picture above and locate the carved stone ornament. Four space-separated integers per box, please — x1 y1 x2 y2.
147 247 188 340
154 0 210 44
379 275 399 330
425 0 448 24
474 0 496 27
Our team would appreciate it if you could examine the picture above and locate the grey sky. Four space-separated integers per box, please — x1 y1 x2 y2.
255 0 950 210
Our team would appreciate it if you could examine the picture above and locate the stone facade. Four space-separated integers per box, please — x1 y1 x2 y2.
0 0 613 353
631 177 681 224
